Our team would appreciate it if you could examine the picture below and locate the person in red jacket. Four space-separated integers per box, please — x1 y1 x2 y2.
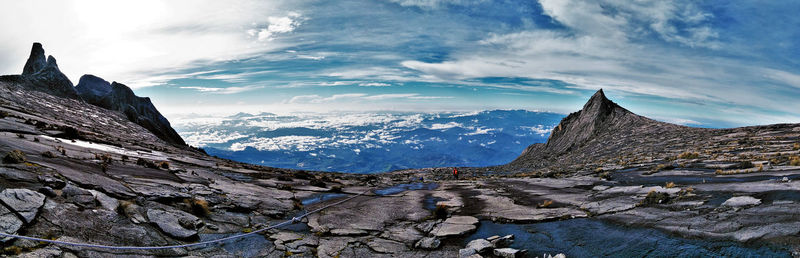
453 167 458 180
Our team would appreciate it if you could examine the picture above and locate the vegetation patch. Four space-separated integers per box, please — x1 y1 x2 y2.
3 150 26 164
677 152 700 159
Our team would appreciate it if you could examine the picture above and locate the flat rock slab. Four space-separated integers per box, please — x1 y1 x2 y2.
433 216 479 237
367 238 407 253
0 188 45 223
445 216 479 225
722 196 761 207
146 209 202 239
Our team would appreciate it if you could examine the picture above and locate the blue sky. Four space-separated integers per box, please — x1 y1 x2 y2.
1 0 799 127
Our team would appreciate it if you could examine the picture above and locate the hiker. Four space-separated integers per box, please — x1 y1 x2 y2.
453 167 458 180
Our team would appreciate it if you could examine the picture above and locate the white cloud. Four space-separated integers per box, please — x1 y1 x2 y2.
385 0 486 9
180 85 264 94
287 93 451 103
195 71 274 83
0 0 299 88
358 82 391 87
253 13 304 41
363 93 419 100
297 54 325 60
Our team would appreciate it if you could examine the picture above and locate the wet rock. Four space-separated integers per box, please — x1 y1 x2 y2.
367 237 406 253
489 234 514 248
88 189 119 210
414 237 441 250
494 247 526 258
0 188 45 223
146 208 203 239
466 238 493 254
432 216 479 237
722 196 761 207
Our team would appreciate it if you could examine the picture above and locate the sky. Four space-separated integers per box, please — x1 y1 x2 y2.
1 0 800 127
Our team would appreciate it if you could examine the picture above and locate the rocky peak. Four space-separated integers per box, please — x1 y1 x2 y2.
22 43 46 75
76 77 186 146
544 89 638 154
19 43 79 100
76 74 113 97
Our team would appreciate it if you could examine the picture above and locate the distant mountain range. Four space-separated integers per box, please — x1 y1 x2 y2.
174 110 564 173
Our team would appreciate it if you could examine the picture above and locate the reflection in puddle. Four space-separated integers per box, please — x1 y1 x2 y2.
464 219 790 257
301 193 347 206
373 182 439 196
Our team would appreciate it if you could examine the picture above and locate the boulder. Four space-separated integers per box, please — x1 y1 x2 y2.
0 188 46 223
88 190 119 210
414 237 441 250
466 239 493 254
494 248 526 258
722 196 761 207
61 184 95 208
146 209 203 239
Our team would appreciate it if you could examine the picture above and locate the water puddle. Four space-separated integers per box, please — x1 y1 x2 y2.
196 233 272 257
301 193 347 206
373 182 439 196
423 194 446 211
464 219 791 257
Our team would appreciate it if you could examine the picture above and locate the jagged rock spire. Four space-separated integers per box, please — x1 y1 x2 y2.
22 43 46 75
19 43 79 99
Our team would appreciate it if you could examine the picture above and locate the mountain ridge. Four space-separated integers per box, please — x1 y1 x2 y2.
3 43 185 146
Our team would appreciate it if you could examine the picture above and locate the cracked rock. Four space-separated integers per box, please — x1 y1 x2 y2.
0 188 45 223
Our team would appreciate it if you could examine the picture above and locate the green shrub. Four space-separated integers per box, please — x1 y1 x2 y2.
677 152 699 159
3 150 26 164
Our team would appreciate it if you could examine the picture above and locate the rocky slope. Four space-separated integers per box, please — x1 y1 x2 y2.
75 74 186 146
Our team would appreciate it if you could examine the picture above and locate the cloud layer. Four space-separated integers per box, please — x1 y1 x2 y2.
2 0 799 126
